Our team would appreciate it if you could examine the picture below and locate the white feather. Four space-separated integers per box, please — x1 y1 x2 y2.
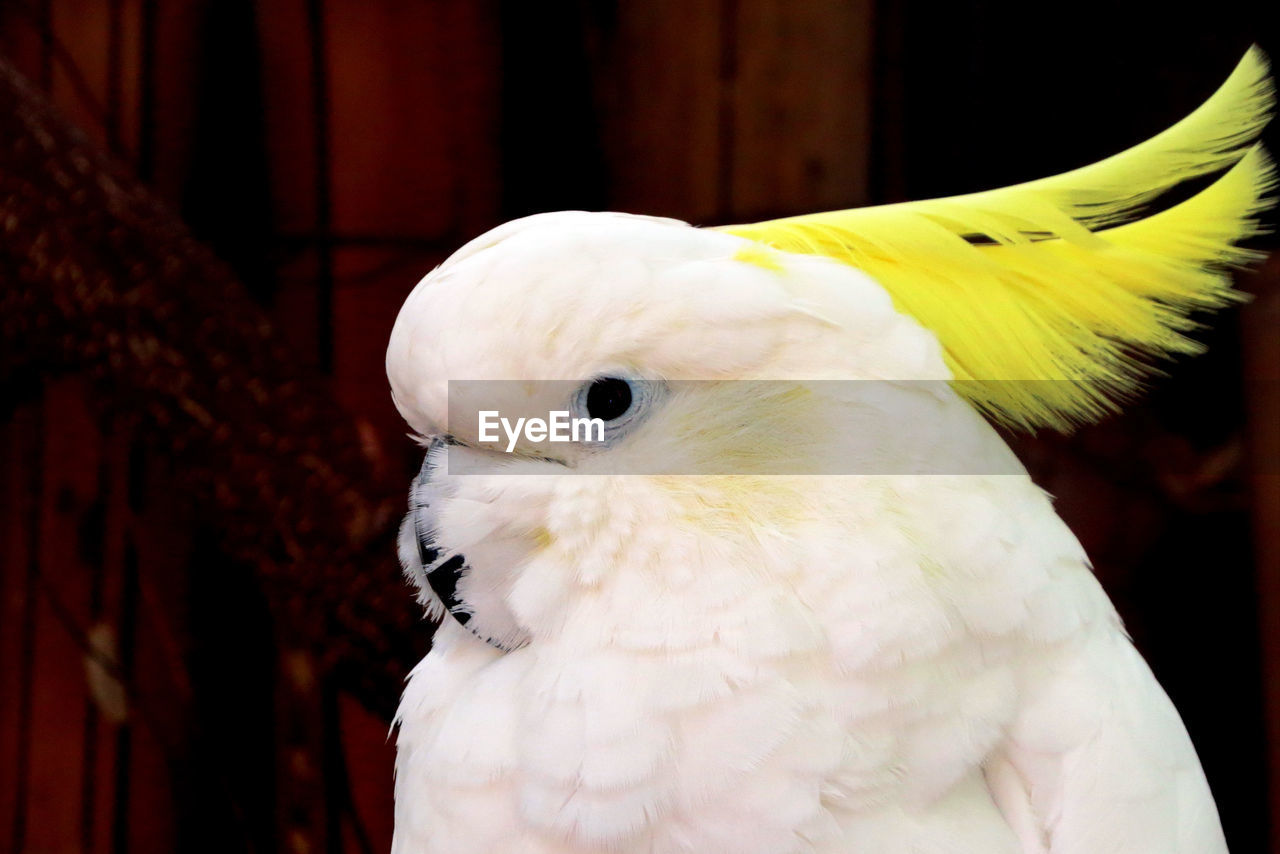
387 212 1227 853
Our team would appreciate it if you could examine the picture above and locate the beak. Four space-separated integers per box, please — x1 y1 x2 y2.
411 441 516 651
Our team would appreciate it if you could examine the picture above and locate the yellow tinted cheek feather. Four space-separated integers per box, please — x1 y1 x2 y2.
663 476 813 532
531 527 554 550
669 386 824 475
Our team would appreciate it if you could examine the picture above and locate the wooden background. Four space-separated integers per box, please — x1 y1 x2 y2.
0 1 1278 851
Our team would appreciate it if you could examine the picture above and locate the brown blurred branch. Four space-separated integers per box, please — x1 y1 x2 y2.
0 55 422 719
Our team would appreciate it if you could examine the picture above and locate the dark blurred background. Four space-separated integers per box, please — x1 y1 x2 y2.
1 1 1279 852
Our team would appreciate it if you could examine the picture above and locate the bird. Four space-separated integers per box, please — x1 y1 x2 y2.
385 48 1274 854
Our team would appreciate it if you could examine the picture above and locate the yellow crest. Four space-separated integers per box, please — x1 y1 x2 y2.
721 48 1276 431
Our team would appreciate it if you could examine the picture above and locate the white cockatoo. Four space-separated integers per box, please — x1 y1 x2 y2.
385 50 1274 853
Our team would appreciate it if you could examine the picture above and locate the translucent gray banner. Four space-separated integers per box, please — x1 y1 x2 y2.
436 379 1247 476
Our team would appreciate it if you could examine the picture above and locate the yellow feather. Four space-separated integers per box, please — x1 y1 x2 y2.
732 243 785 272
720 47 1277 431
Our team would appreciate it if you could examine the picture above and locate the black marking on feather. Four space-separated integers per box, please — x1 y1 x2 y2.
415 534 439 567
428 554 469 624
409 451 514 651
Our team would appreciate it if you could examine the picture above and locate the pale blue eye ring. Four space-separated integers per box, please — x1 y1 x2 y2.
570 376 662 443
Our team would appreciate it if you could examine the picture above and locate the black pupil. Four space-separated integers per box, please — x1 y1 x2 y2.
585 378 633 421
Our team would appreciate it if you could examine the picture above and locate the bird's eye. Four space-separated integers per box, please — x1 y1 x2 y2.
570 376 662 445
584 377 633 421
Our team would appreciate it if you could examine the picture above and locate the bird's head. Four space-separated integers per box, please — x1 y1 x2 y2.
385 211 959 650
385 50 1274 649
